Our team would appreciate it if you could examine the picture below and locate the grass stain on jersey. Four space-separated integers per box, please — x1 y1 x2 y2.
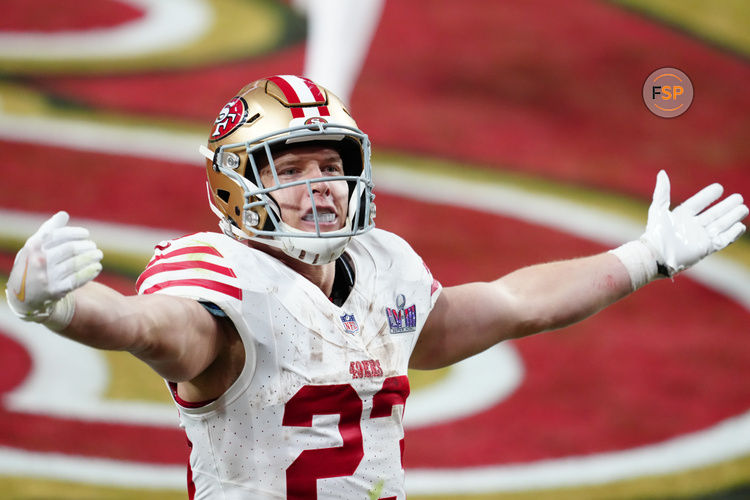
369 479 386 500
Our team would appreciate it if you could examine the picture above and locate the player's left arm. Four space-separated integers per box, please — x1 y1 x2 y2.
411 251 632 369
410 170 748 370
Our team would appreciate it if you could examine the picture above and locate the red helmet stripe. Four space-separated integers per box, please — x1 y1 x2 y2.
302 77 325 101
300 77 332 116
267 76 305 118
269 75 330 119
267 75 301 103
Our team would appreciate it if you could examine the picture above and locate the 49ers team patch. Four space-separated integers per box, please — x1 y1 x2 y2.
210 97 249 141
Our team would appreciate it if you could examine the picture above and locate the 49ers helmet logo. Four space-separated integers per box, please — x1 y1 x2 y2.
304 116 328 125
210 97 249 141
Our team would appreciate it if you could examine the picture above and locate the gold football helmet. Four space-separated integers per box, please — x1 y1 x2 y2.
200 75 375 265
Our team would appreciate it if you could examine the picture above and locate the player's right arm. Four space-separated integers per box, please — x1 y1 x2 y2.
67 281 227 382
5 211 228 383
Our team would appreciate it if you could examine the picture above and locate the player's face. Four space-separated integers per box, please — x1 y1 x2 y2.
260 146 349 233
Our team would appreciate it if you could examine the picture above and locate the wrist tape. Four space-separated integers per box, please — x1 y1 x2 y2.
5 289 76 332
44 293 76 332
608 240 659 291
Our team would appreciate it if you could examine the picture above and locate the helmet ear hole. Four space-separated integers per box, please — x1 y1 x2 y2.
337 137 364 178
262 193 280 232
217 189 231 203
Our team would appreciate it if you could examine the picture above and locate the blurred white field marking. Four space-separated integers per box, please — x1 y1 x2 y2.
0 0 212 59
405 343 523 428
0 120 749 491
0 208 182 257
0 303 179 426
0 114 204 165
0 446 185 489
407 410 750 493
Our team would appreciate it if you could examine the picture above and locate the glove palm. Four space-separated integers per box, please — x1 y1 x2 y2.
642 170 747 277
5 211 103 329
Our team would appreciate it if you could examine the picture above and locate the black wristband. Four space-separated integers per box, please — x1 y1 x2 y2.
656 262 671 277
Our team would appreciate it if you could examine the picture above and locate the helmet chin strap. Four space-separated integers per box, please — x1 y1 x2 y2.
274 221 352 265
269 180 367 265
219 224 350 265
245 177 363 265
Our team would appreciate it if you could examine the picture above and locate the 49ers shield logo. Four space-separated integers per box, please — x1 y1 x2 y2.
210 97 249 141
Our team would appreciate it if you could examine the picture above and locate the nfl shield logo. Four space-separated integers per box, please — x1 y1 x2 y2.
340 313 360 335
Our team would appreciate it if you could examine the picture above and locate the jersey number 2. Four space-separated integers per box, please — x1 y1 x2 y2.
282 376 409 500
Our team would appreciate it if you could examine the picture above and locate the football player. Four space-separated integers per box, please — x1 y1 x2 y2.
5 75 748 499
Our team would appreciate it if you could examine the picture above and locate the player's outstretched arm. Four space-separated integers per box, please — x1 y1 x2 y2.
67 281 228 382
412 171 747 370
5 212 229 383
6 211 102 329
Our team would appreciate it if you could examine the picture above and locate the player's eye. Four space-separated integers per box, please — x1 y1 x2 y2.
278 166 299 176
323 164 344 175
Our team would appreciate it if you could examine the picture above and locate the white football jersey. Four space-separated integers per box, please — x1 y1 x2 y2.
135 229 441 499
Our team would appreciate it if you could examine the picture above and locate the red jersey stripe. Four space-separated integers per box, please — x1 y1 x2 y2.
145 245 224 268
142 278 242 300
186 437 196 500
431 279 441 296
136 260 237 290
148 245 223 265
168 382 217 409
159 245 223 260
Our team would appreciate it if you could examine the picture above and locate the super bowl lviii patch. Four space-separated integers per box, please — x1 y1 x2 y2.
385 294 417 334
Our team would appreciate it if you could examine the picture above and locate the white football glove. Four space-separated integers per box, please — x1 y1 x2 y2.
5 211 103 331
611 170 748 290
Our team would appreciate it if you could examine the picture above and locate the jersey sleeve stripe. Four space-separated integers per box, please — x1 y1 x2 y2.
141 279 242 300
431 279 441 296
135 260 237 290
149 245 223 265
